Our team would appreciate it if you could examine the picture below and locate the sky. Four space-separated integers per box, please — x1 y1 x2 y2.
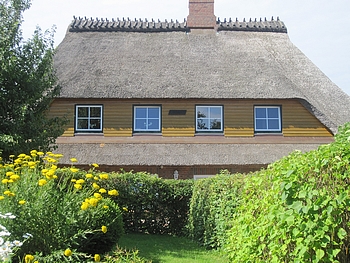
21 0 350 95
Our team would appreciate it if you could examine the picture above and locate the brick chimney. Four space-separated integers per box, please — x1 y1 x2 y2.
187 0 216 29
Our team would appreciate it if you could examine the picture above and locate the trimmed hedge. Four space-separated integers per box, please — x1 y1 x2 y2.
187 171 246 248
104 171 193 235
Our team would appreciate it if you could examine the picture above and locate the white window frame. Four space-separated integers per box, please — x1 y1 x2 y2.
75 105 103 132
133 106 161 132
254 106 281 132
196 105 223 132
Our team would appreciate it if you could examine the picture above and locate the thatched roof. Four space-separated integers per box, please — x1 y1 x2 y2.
55 143 324 166
54 136 333 167
54 17 350 134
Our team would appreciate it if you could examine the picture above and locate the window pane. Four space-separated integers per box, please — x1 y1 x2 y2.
210 120 221 129
135 108 147 118
197 119 209 130
78 107 88 117
268 119 280 130
255 108 266 118
135 119 146 130
256 119 267 130
210 107 221 118
90 119 101 129
148 119 159 129
90 107 101 117
267 108 279 118
148 108 159 118
77 119 88 129
197 107 208 118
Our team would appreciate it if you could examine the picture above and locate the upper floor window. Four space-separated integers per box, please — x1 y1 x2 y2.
254 106 281 133
196 106 223 132
134 106 161 132
75 105 103 132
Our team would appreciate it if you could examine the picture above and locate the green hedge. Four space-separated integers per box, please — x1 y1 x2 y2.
105 172 193 235
225 123 350 262
187 171 246 248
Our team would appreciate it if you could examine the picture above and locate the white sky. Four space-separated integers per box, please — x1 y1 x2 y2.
21 0 350 95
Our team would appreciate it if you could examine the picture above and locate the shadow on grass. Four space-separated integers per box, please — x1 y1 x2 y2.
117 233 227 263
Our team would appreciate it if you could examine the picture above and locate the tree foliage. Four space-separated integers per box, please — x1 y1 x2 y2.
0 0 66 158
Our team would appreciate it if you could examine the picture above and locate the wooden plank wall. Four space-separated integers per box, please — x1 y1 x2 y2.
49 98 332 137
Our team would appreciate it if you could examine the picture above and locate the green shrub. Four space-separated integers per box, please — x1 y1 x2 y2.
0 151 123 260
105 171 193 235
225 123 350 262
187 171 246 248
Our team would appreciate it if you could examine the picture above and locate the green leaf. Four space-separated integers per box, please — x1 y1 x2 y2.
337 228 347 240
315 249 325 261
291 201 303 213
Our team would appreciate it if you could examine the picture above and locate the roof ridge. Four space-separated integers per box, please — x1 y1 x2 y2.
69 16 287 33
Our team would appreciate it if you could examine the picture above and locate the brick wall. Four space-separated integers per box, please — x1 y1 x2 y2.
187 0 216 28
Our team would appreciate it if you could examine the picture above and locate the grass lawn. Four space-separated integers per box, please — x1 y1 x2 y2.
117 233 228 263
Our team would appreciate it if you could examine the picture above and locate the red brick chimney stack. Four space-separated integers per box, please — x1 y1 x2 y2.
187 0 216 29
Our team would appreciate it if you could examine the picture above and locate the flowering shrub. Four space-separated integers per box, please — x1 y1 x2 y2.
0 213 26 262
0 151 123 261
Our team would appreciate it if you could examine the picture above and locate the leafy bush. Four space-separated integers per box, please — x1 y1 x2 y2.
0 151 123 261
105 171 193 235
187 171 246 248
225 123 350 262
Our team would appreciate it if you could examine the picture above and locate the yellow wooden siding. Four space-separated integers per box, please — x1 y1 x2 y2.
224 102 254 136
47 100 74 136
104 102 132 136
162 103 195 136
50 98 332 137
282 102 332 136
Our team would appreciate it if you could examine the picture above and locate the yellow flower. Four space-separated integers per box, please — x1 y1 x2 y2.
94 176 99 181
86 173 93 178
103 205 109 209
93 193 102 199
108 189 119 196
0 196 5 200
99 173 109 180
2 178 9 184
88 198 99 207
18 153 26 158
10 174 20 181
101 225 107 233
74 184 82 190
6 171 14 177
28 161 36 167
71 179 77 182
9 154 15 158
123 207 128 212
4 190 12 196
94 254 101 262
92 183 100 189
92 163 99 168
70 167 79 173
37 151 44 156
98 188 107 194
25 254 35 263
70 158 78 163
81 202 89 210
38 179 47 186
19 200 26 205
76 179 85 184
64 248 72 257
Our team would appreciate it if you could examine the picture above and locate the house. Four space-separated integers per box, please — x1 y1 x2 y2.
50 0 350 179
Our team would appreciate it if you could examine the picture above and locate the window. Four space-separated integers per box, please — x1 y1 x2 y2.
134 106 161 132
254 106 281 132
75 105 103 132
196 106 223 132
